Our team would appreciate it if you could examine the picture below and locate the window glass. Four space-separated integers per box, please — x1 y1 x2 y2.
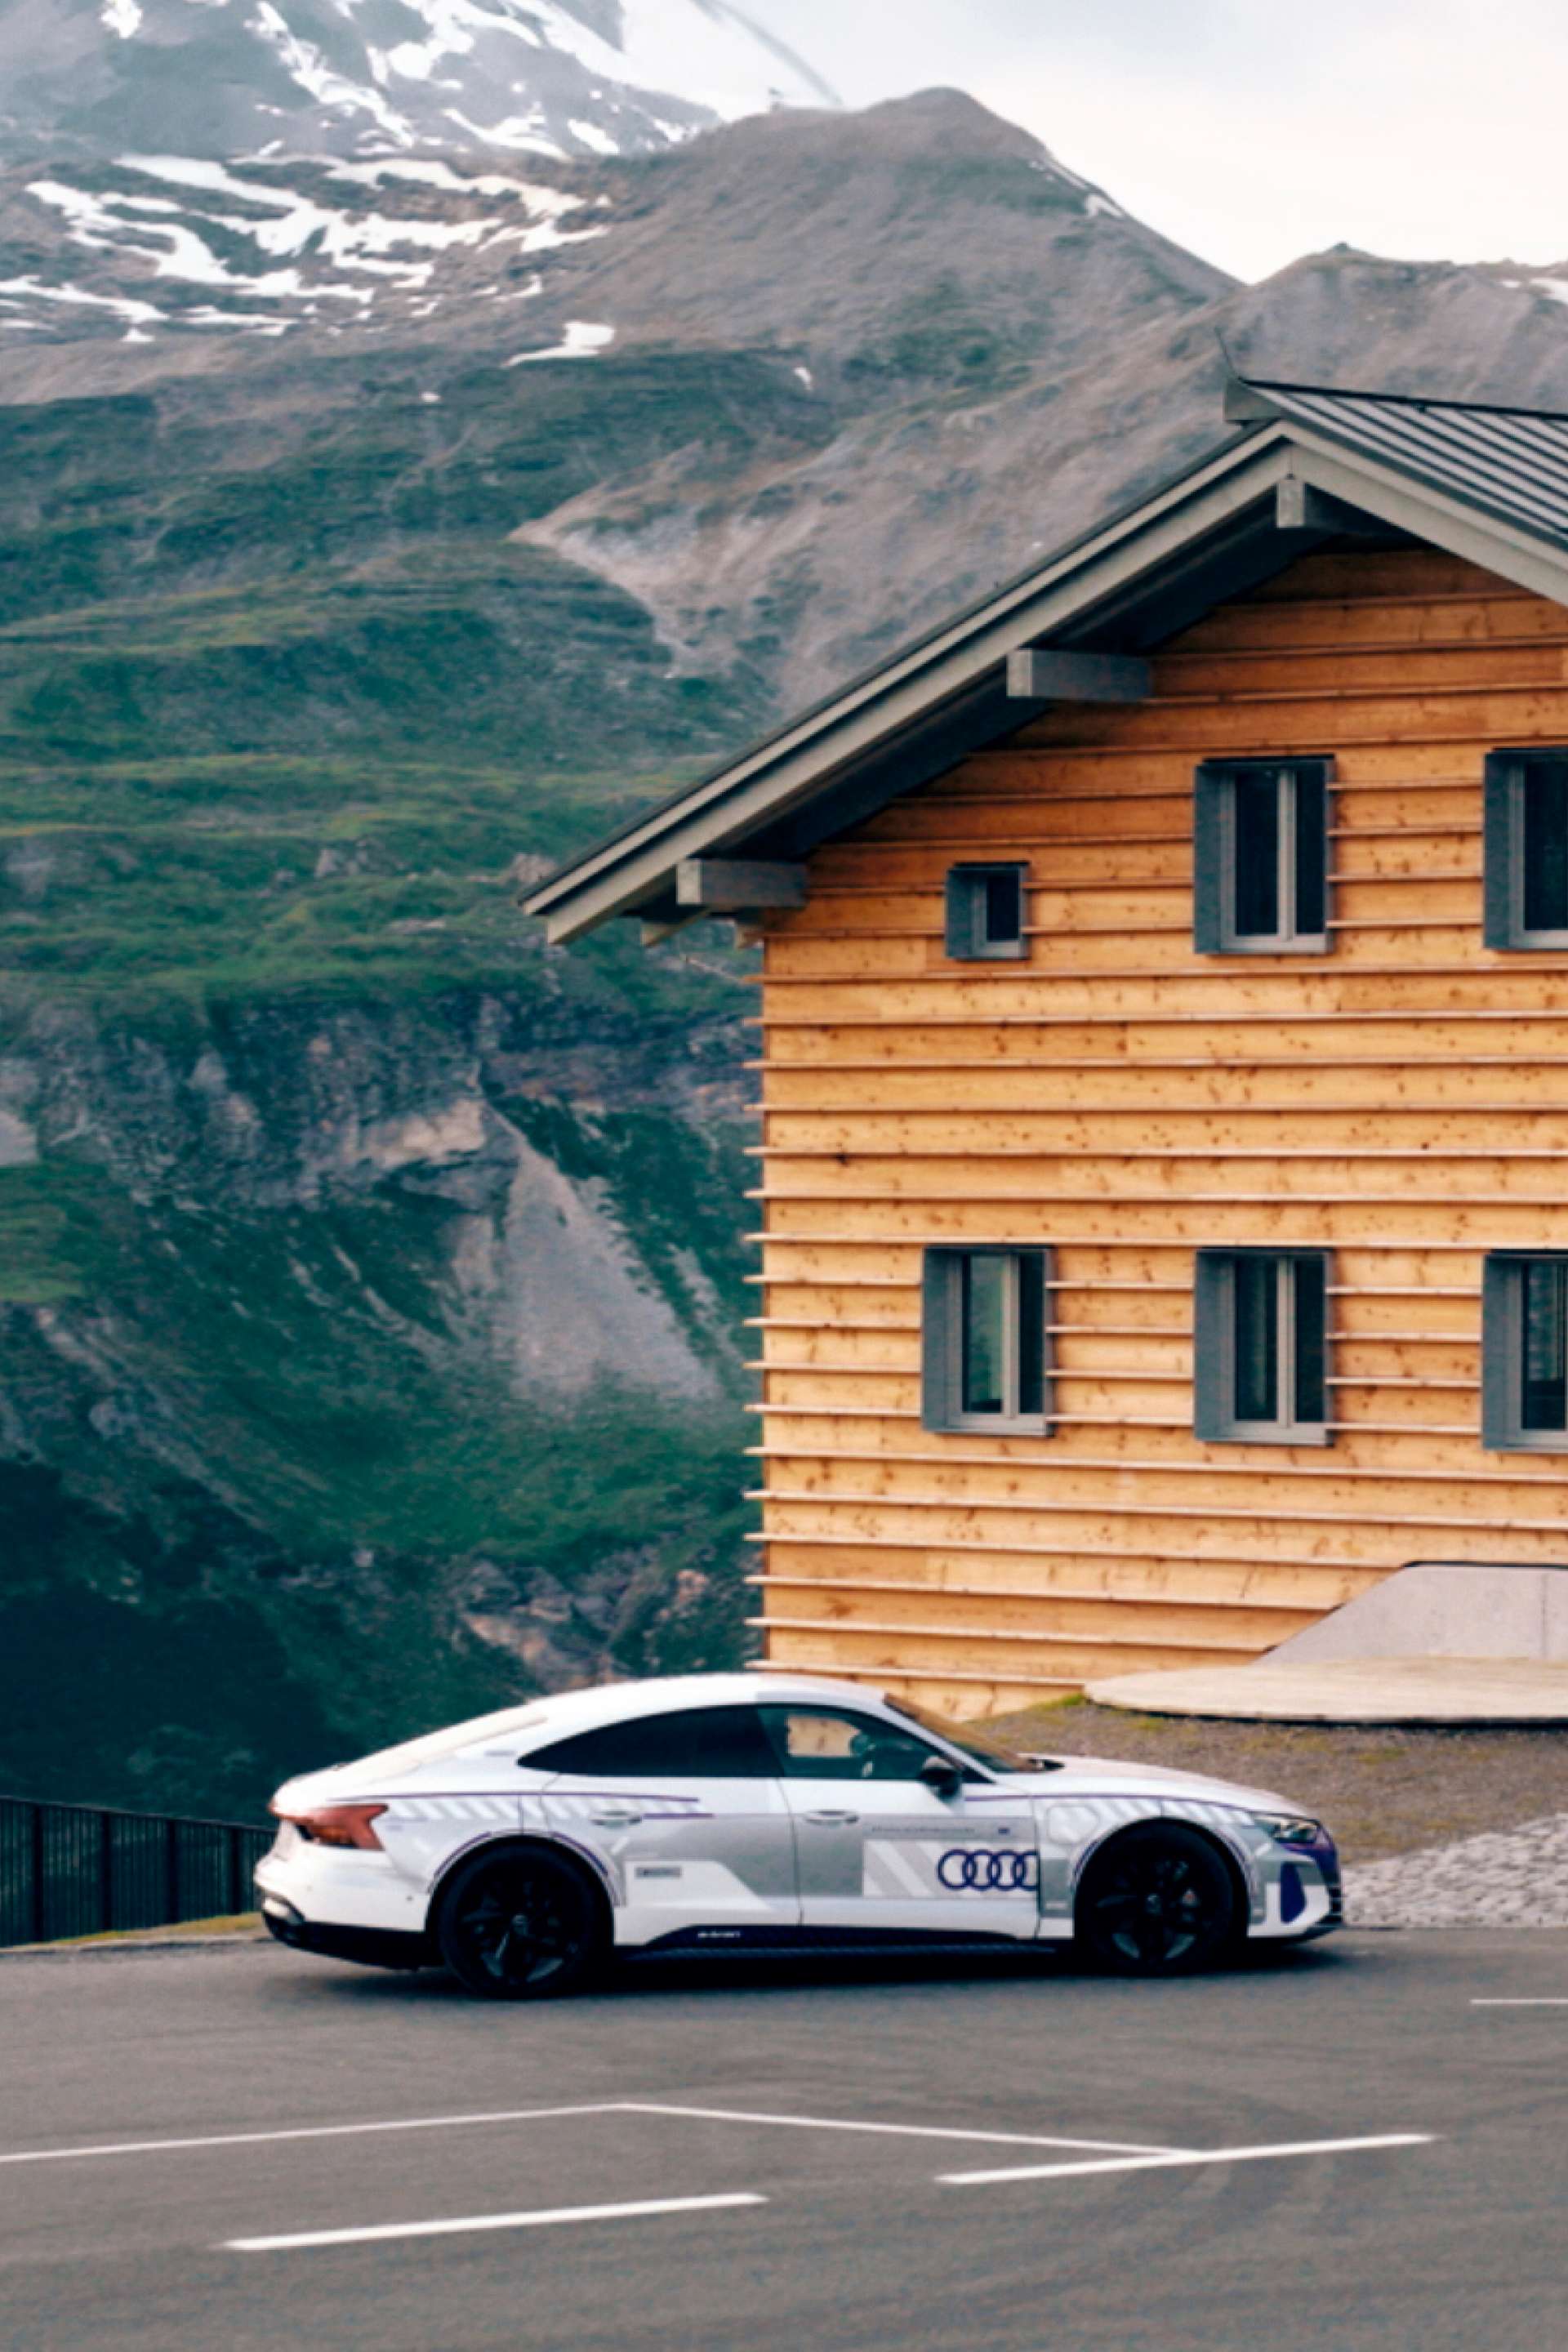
1523 762 1568 937
1232 768 1281 937
758 1707 940 1784
1521 1260 1568 1431
1294 763 1327 938
1233 1254 1280 1423
1197 1249 1330 1444
1017 1254 1046 1419
528 1706 776 1780
982 867 1022 946
1197 760 1330 953
924 1246 1050 1433
1293 1254 1328 1426
945 865 1027 960
960 1254 1008 1414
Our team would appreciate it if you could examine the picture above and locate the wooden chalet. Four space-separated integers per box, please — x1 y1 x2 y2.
527 377 1568 1716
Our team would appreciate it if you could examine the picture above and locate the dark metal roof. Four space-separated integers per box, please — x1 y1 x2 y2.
1240 380 1568 553
525 375 1568 940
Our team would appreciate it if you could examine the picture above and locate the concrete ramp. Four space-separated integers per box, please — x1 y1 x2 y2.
1086 1562 1568 1723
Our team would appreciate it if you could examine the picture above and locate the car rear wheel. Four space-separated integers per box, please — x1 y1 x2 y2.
1076 1824 1238 1977
436 1846 604 2001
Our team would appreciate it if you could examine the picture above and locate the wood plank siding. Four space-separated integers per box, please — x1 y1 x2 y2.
748 546 1568 1715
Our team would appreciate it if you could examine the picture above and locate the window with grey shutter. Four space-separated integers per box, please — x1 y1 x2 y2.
1483 751 1568 949
1194 1250 1330 1444
1482 1254 1568 1450
920 1246 1049 1434
1193 760 1332 954
944 864 1027 960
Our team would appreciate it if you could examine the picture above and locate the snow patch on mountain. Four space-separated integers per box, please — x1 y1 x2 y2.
1 0 841 167
7 152 613 339
0 275 166 327
251 1 420 147
508 317 615 361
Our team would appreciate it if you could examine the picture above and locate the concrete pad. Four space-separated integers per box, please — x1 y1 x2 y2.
1083 1655 1568 1725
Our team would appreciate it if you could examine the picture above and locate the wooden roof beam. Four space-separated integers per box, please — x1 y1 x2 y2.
1005 648 1152 702
676 857 808 911
1275 476 1388 536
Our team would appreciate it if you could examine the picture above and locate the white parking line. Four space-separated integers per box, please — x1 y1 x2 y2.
939 2132 1434 2187
226 2192 767 2253
0 2103 628 2168
1471 1998 1568 2007
617 2101 1176 2157
0 2098 1174 2168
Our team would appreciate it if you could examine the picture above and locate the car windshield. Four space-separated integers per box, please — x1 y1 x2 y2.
885 1696 1061 1775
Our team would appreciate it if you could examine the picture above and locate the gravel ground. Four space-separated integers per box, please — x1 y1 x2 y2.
996 1699 1568 1927
1342 1817 1568 1928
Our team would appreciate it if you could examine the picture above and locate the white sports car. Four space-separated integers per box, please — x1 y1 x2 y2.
256 1672 1341 1998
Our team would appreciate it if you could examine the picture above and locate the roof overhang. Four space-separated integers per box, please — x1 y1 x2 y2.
524 390 1568 944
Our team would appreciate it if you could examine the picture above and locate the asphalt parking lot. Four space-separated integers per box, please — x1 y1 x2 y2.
2 1931 1565 2351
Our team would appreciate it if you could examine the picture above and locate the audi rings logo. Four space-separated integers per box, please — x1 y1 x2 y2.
937 1846 1038 1893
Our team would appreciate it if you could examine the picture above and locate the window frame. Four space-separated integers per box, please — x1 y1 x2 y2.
1193 1248 1332 1446
1481 1253 1568 1453
943 862 1028 961
920 1245 1051 1436
1483 749 1568 951
1194 758 1333 956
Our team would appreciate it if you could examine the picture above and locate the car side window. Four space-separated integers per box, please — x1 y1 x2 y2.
526 1706 777 1780
757 1706 951 1784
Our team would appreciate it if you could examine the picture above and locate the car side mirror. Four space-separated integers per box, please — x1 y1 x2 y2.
920 1753 963 1798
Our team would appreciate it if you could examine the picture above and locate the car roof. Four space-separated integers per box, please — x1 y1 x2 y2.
332 1672 897 1784
514 1671 883 1743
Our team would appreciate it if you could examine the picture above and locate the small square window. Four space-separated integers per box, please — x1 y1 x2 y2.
945 864 1027 960
1194 760 1331 954
1482 1254 1568 1450
1194 1250 1330 1444
1484 751 1568 948
921 1247 1049 1433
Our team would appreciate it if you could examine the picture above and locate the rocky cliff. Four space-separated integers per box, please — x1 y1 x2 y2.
1 964 757 1815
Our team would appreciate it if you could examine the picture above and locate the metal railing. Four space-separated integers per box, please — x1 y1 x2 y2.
0 1795 273 1950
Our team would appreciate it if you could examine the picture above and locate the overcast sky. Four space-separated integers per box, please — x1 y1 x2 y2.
768 0 1568 283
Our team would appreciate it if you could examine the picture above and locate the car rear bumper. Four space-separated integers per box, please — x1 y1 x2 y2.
260 1893 430 1971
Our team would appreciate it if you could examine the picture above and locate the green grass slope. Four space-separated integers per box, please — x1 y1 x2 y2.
0 348 789 1818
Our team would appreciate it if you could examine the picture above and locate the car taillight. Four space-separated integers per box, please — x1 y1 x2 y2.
273 1802 388 1851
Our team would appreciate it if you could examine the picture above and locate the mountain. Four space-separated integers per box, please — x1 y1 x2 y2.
0 0 840 166
5 70 1568 1815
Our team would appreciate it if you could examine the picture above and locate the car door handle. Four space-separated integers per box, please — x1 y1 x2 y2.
802 1809 859 1825
587 1806 643 1826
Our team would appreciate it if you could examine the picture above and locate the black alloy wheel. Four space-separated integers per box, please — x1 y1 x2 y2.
436 1847 603 2001
1076 1824 1238 1977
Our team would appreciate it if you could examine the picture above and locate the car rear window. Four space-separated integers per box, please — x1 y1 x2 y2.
527 1705 777 1780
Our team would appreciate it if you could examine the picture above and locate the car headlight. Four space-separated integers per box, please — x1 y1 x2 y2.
1252 1811 1325 1847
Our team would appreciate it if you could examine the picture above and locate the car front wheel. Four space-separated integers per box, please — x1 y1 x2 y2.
436 1846 604 2001
1076 1824 1238 1977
